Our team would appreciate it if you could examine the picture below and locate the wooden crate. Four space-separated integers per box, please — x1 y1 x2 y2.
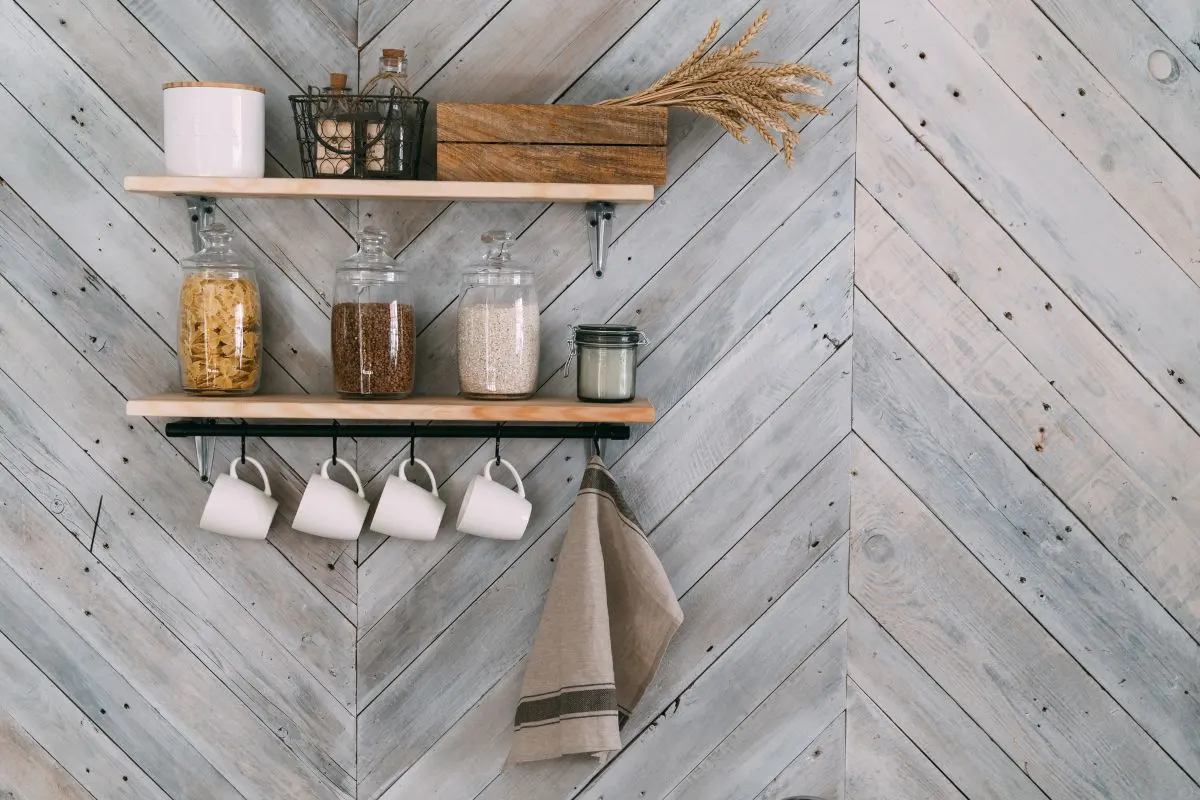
436 103 668 185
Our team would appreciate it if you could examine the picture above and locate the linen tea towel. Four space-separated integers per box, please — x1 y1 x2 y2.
510 456 683 763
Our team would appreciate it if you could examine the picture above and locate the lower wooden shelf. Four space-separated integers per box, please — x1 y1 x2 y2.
126 394 657 423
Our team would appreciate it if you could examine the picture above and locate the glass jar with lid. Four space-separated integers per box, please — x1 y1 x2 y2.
569 324 647 402
457 231 540 399
332 228 416 398
178 223 262 395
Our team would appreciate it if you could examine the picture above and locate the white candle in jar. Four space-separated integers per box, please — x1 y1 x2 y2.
577 345 636 401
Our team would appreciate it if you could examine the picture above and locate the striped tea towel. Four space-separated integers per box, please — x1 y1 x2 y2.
510 456 683 763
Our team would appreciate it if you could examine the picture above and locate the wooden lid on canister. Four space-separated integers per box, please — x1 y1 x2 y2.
329 72 348 89
162 81 265 94
382 48 406 59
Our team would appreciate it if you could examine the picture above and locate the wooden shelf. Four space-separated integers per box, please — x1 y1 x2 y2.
127 394 656 423
123 176 654 203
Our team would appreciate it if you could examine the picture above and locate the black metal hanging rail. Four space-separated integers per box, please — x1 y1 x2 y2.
163 420 631 440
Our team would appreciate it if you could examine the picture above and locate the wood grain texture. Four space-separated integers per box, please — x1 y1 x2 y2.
856 189 1200 651
0 474 350 799
662 626 846 800
860 0 1200 431
854 295 1200 781
848 596 1050 800
127 394 656 422
1131 0 1200 71
122 175 656 201
848 437 1199 799
846 682 966 800
754 712 846 800
436 103 668 144
1029 0 1200 174
924 0 1200 279
0 630 168 799
436 143 669 184
0 706 92 800
855 90 1200 532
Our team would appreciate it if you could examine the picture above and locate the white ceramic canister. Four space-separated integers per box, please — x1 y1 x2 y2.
163 82 266 178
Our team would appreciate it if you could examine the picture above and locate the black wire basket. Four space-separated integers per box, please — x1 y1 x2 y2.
289 89 428 179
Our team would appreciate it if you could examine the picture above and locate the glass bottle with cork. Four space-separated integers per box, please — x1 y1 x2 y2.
361 49 417 177
315 72 354 175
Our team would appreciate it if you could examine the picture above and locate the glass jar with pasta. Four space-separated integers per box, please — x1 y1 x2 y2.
177 224 262 395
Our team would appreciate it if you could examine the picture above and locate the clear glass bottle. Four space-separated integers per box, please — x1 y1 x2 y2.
332 228 415 398
178 224 262 395
315 72 354 175
362 49 414 176
457 231 540 399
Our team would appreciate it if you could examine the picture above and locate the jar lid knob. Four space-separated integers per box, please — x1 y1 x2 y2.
199 222 233 247
357 226 390 248
482 230 514 264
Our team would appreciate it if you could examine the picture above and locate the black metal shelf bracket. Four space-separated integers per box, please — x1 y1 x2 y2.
166 420 631 480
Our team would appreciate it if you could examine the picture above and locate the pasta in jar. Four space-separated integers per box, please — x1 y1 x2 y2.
177 225 262 395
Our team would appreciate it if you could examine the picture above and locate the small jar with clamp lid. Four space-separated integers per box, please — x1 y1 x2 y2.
332 228 416 398
178 223 262 395
457 231 540 399
569 324 647 402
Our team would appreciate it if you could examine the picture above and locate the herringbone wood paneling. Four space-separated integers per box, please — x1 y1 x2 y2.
0 1 852 798
849 0 1200 796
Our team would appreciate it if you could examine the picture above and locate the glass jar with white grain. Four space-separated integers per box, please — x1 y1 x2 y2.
457 231 540 399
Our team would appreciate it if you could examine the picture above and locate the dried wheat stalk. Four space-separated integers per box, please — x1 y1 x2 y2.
595 9 831 165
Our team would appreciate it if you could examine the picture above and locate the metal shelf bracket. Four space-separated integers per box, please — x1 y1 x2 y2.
183 195 217 251
193 427 216 482
586 201 615 278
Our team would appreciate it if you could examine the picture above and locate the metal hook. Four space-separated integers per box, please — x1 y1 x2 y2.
494 426 502 466
331 420 339 462
591 434 606 461
240 421 248 465
409 422 416 465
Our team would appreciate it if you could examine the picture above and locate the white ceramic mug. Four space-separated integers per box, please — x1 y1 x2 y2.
369 457 446 541
292 457 369 540
456 458 532 541
163 81 266 178
199 457 278 540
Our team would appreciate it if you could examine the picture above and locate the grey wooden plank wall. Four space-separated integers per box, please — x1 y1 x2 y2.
4 0 1198 797
848 0 1200 797
0 0 853 798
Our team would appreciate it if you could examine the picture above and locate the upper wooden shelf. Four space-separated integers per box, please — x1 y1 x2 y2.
122 176 655 203
127 394 656 423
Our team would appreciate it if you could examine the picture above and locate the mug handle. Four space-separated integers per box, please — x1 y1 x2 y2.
322 457 366 498
231 456 272 497
485 457 525 498
400 457 439 498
